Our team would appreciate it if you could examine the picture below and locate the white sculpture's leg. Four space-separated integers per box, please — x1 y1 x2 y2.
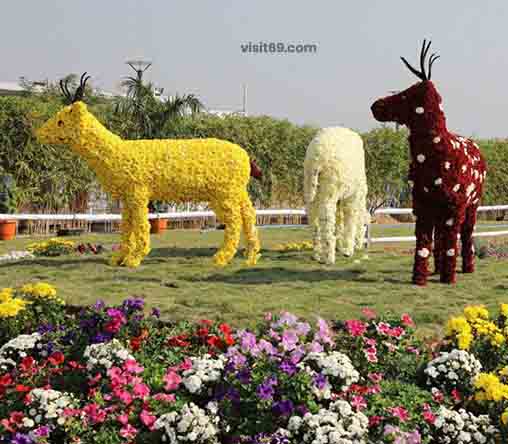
319 198 338 265
308 199 322 262
341 193 363 257
354 188 368 251
335 202 345 252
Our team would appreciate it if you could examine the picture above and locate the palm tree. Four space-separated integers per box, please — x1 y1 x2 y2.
116 77 204 139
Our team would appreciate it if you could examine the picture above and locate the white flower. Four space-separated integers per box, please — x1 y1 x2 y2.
433 136 441 144
453 184 461 192
415 107 425 114
182 355 225 395
439 103 444 111
446 218 454 226
418 248 430 258
434 178 443 185
423 187 429 192
444 161 451 170
417 154 426 163
408 180 414 188
462 165 467 172
83 339 134 373
447 249 455 257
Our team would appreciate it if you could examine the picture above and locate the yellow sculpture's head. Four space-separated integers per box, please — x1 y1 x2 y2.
36 101 89 146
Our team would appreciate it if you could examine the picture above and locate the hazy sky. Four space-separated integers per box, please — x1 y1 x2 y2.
2 1 508 137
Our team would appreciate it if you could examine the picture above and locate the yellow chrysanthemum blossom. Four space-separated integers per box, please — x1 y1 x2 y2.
446 315 473 350
474 372 508 402
27 238 75 256
36 101 260 268
274 241 313 252
500 303 508 318
463 305 489 322
20 282 64 304
0 287 31 318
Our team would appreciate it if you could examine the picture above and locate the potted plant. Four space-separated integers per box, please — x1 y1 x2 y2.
0 174 18 241
148 200 168 234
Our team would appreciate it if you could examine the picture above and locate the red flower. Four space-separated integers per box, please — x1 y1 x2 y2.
219 323 232 335
19 357 35 372
387 406 409 422
224 333 235 346
451 388 461 401
48 352 65 366
15 385 31 393
197 327 209 337
207 335 222 348
368 415 384 427
167 335 190 347
199 319 213 326
401 313 415 327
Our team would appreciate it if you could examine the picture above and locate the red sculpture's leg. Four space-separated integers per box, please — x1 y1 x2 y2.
461 206 477 273
413 216 434 286
433 226 444 275
440 216 464 284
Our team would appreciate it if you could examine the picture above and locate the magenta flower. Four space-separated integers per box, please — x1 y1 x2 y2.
361 308 377 320
140 410 156 429
387 406 410 422
133 382 150 399
401 313 415 327
124 360 144 374
281 330 298 351
345 319 368 337
120 424 138 439
163 370 182 391
315 318 334 345
351 395 367 411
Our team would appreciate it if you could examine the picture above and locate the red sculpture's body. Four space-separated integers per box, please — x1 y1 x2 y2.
371 41 486 286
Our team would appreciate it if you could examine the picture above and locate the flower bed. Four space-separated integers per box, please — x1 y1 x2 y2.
1 284 507 443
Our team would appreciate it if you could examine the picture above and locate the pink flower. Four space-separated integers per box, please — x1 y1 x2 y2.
451 388 461 401
83 403 106 424
388 326 405 339
164 370 182 391
124 360 144 374
366 351 378 363
140 410 156 428
133 383 150 399
361 308 377 320
345 320 368 337
117 413 129 425
387 406 409 422
431 388 444 403
376 322 392 336
350 395 367 411
401 313 415 327
364 338 377 347
422 404 436 424
115 389 133 405
369 415 384 427
153 393 176 403
120 424 138 439
367 373 384 383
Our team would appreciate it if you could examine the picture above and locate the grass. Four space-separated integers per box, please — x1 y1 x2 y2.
1 226 508 333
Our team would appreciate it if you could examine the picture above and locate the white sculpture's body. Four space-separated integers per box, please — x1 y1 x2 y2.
304 127 368 264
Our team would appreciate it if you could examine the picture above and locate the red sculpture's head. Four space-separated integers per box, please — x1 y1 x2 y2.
371 40 443 128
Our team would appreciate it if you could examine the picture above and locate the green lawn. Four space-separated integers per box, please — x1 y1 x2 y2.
1 226 508 333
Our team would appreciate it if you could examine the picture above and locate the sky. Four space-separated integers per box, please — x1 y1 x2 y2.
2 1 507 137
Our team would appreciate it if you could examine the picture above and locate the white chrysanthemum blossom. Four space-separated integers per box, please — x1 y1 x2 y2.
83 339 134 373
432 407 497 444
301 351 359 397
288 400 368 444
181 354 226 394
0 333 42 370
154 402 220 444
424 349 482 394
28 389 77 427
304 128 368 265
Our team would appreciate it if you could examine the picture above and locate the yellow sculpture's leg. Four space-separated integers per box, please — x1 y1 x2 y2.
111 191 150 268
213 200 242 266
240 192 260 266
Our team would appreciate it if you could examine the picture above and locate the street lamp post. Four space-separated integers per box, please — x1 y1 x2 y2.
125 59 152 81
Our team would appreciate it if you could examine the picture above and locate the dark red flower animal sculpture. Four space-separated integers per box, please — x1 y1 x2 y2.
371 40 486 286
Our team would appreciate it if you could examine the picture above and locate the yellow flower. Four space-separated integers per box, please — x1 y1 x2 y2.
0 287 13 303
0 296 30 318
474 372 508 402
463 305 489 322
500 303 508 317
502 410 508 425
36 101 260 268
446 316 473 350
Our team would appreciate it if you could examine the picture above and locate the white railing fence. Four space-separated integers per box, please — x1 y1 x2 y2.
1 205 508 244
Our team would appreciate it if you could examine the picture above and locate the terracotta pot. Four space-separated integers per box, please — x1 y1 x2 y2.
0 220 16 241
150 218 167 234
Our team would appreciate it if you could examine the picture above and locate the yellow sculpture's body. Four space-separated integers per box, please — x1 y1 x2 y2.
36 102 260 267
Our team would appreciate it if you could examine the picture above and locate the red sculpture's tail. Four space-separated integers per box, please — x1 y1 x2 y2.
250 159 262 180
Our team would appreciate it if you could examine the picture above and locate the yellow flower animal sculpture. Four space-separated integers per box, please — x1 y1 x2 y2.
36 74 261 268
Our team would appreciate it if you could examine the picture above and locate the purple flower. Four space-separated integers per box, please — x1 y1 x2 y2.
226 348 247 369
93 299 105 310
296 404 309 416
12 433 33 444
151 308 161 318
258 339 277 356
269 329 281 341
33 426 51 437
272 399 294 416
290 346 305 364
281 330 298 351
92 332 112 343
313 373 328 390
239 331 258 354
315 318 334 345
236 367 251 384
122 297 145 312
308 341 324 353
257 376 278 400
37 323 55 334
294 322 311 337
279 360 297 376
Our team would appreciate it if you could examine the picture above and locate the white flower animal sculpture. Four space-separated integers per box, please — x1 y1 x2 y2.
304 127 368 265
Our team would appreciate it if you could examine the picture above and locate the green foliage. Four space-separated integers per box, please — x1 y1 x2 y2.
0 174 18 213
